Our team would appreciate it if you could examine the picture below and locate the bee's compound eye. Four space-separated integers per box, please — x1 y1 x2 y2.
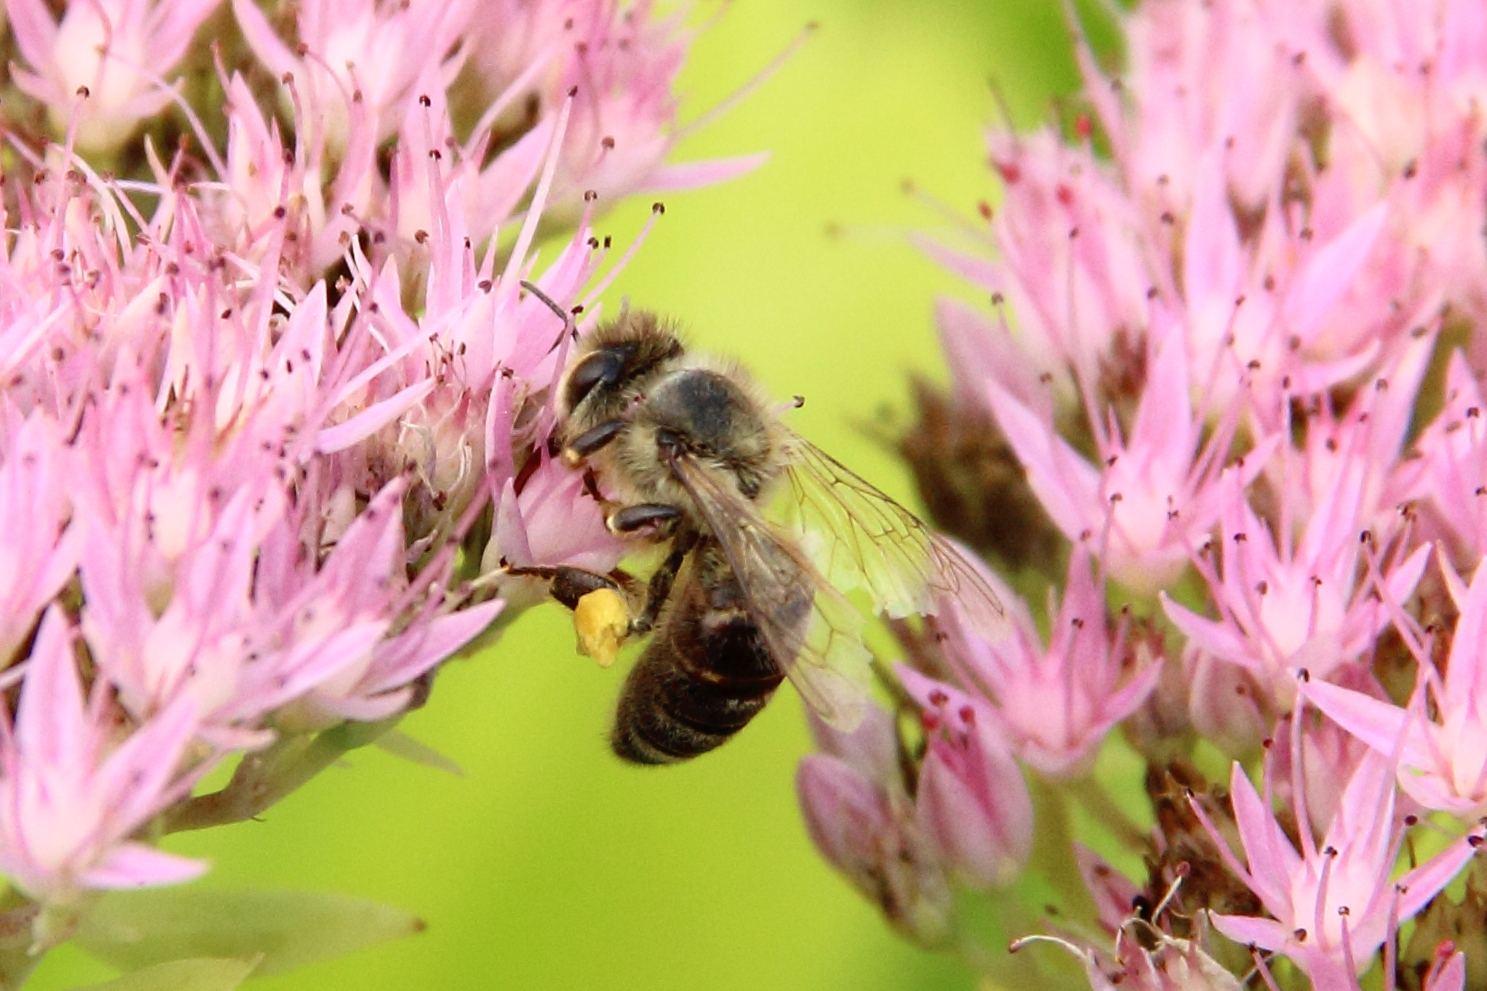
565 347 632 409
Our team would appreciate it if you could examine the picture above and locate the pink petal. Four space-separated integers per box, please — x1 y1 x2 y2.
1207 911 1291 951
643 152 771 192
81 842 209 889
15 607 89 767
985 381 1099 541
1282 203 1388 342
1302 680 1430 768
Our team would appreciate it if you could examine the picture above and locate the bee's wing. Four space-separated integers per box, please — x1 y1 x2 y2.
665 453 872 731
777 432 1010 643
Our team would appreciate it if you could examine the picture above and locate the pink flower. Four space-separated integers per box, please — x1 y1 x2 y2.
987 319 1274 595
481 456 626 610
1423 949 1468 991
903 545 1161 777
1163 459 1430 709
822 2 1487 988
1405 351 1487 559
8 0 222 152
1196 749 1478 978
263 481 504 730
1252 2 1487 350
232 0 472 150
461 0 767 224
910 694 1032 889
205 72 376 275
796 708 953 946
919 129 1150 403
0 608 209 907
1306 556 1487 818
1182 644 1274 757
1092 1 1299 213
0 0 734 916
0 415 80 666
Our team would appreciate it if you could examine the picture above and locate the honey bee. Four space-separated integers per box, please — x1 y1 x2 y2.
521 284 1010 764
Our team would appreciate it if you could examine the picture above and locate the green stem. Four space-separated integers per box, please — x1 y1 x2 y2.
163 717 401 834
0 893 40 991
1065 773 1148 852
1026 776 1095 922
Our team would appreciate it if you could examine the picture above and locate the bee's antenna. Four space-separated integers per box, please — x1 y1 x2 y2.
773 394 806 417
520 280 573 331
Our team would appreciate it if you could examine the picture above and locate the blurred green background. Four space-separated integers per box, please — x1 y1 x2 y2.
35 2 1078 988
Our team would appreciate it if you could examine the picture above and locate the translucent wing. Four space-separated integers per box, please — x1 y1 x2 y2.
665 452 872 731
776 432 1010 644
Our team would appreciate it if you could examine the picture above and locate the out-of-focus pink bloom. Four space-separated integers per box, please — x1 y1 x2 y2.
1070 1 1445 423
933 296 1058 419
1169 153 1399 426
1093 1 1298 213
0 608 208 906
1073 845 1142 940
1404 351 1487 560
204 72 377 275
0 416 80 666
1423 948 1468 991
462 0 767 224
903 546 1160 777
1183 644 1273 757
1253 0 1487 353
1196 751 1478 978
920 129 1150 402
1306 556 1487 818
797 707 953 946
7 0 222 152
232 0 473 151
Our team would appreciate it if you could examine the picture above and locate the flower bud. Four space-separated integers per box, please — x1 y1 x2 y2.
796 754 953 947
914 704 1033 890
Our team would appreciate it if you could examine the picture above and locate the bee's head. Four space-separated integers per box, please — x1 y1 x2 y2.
560 309 686 419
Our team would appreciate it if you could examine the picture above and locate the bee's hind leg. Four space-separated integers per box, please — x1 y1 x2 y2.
505 564 636 611
505 564 643 667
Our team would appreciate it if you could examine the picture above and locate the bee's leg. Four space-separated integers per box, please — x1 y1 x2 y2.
607 503 683 536
505 564 633 611
504 564 645 666
562 419 626 462
631 528 699 635
580 467 606 503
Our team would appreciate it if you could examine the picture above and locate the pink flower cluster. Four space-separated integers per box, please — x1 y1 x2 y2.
0 0 743 952
800 2 1487 988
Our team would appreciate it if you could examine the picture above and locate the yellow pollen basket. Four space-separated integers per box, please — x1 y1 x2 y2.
573 588 631 668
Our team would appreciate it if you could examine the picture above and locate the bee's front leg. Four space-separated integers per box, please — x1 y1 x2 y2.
562 419 627 462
